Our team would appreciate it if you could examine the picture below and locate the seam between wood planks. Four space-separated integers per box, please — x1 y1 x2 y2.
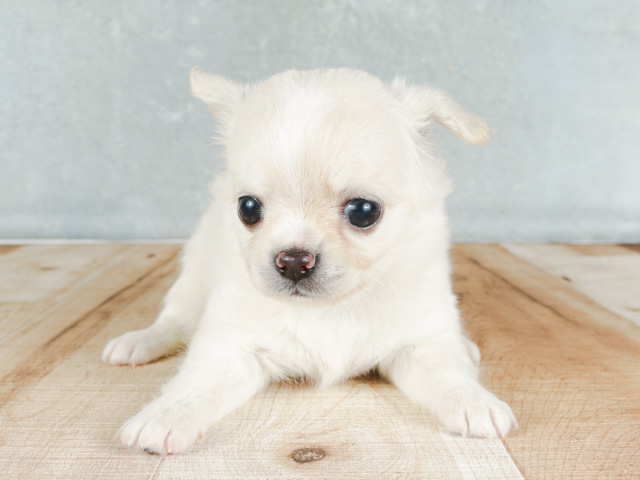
489 245 640 339
462 254 583 329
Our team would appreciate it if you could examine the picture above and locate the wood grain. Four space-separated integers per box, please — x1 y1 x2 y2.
455 245 640 480
0 245 180 405
0 245 182 479
0 244 638 479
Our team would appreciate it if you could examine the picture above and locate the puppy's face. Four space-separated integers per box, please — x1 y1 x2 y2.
190 69 490 301
227 71 421 301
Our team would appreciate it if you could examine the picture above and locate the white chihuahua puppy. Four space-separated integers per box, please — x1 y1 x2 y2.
103 68 517 454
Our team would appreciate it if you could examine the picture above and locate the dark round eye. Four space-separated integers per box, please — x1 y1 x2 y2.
238 196 263 226
344 198 381 229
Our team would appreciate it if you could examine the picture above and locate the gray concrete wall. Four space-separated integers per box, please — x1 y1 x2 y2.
1 0 639 241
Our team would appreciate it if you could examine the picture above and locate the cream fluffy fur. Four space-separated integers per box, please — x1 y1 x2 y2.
103 68 517 455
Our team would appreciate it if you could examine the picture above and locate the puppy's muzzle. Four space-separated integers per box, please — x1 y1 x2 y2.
275 250 316 283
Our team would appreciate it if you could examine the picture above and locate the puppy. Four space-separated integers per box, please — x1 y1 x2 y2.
103 68 517 454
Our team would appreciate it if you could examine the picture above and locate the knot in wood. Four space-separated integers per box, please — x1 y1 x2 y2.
290 447 326 463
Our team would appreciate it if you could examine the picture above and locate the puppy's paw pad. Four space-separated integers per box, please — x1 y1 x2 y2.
118 409 199 455
436 387 517 438
102 330 161 366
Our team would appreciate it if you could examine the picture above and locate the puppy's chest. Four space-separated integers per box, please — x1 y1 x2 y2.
258 311 394 386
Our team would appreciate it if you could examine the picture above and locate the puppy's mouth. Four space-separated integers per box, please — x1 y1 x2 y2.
279 279 324 299
266 272 341 300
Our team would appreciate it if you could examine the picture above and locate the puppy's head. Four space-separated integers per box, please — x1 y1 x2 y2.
191 68 489 301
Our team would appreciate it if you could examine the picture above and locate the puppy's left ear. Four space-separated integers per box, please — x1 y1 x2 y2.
391 79 491 146
190 68 245 128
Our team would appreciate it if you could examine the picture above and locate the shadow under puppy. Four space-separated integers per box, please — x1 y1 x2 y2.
103 68 517 455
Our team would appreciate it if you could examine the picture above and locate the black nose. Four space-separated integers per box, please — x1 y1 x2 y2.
276 250 316 282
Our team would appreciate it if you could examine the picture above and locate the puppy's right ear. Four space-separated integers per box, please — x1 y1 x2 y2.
190 68 245 127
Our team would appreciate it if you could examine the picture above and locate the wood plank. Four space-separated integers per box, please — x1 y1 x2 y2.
0 245 523 479
565 245 634 256
619 244 640 254
153 378 522 479
7 243 638 478
0 245 22 256
0 245 181 479
503 244 640 326
0 244 180 383
454 245 640 480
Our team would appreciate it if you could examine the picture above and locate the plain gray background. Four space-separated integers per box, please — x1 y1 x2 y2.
1 1 639 242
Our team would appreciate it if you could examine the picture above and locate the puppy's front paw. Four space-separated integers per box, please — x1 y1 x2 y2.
118 403 201 455
102 329 167 366
435 385 517 438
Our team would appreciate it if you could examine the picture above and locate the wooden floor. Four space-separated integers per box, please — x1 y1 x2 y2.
1 244 639 479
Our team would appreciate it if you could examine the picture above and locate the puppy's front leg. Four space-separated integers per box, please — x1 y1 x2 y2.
118 337 270 455
380 332 517 438
103 241 207 366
